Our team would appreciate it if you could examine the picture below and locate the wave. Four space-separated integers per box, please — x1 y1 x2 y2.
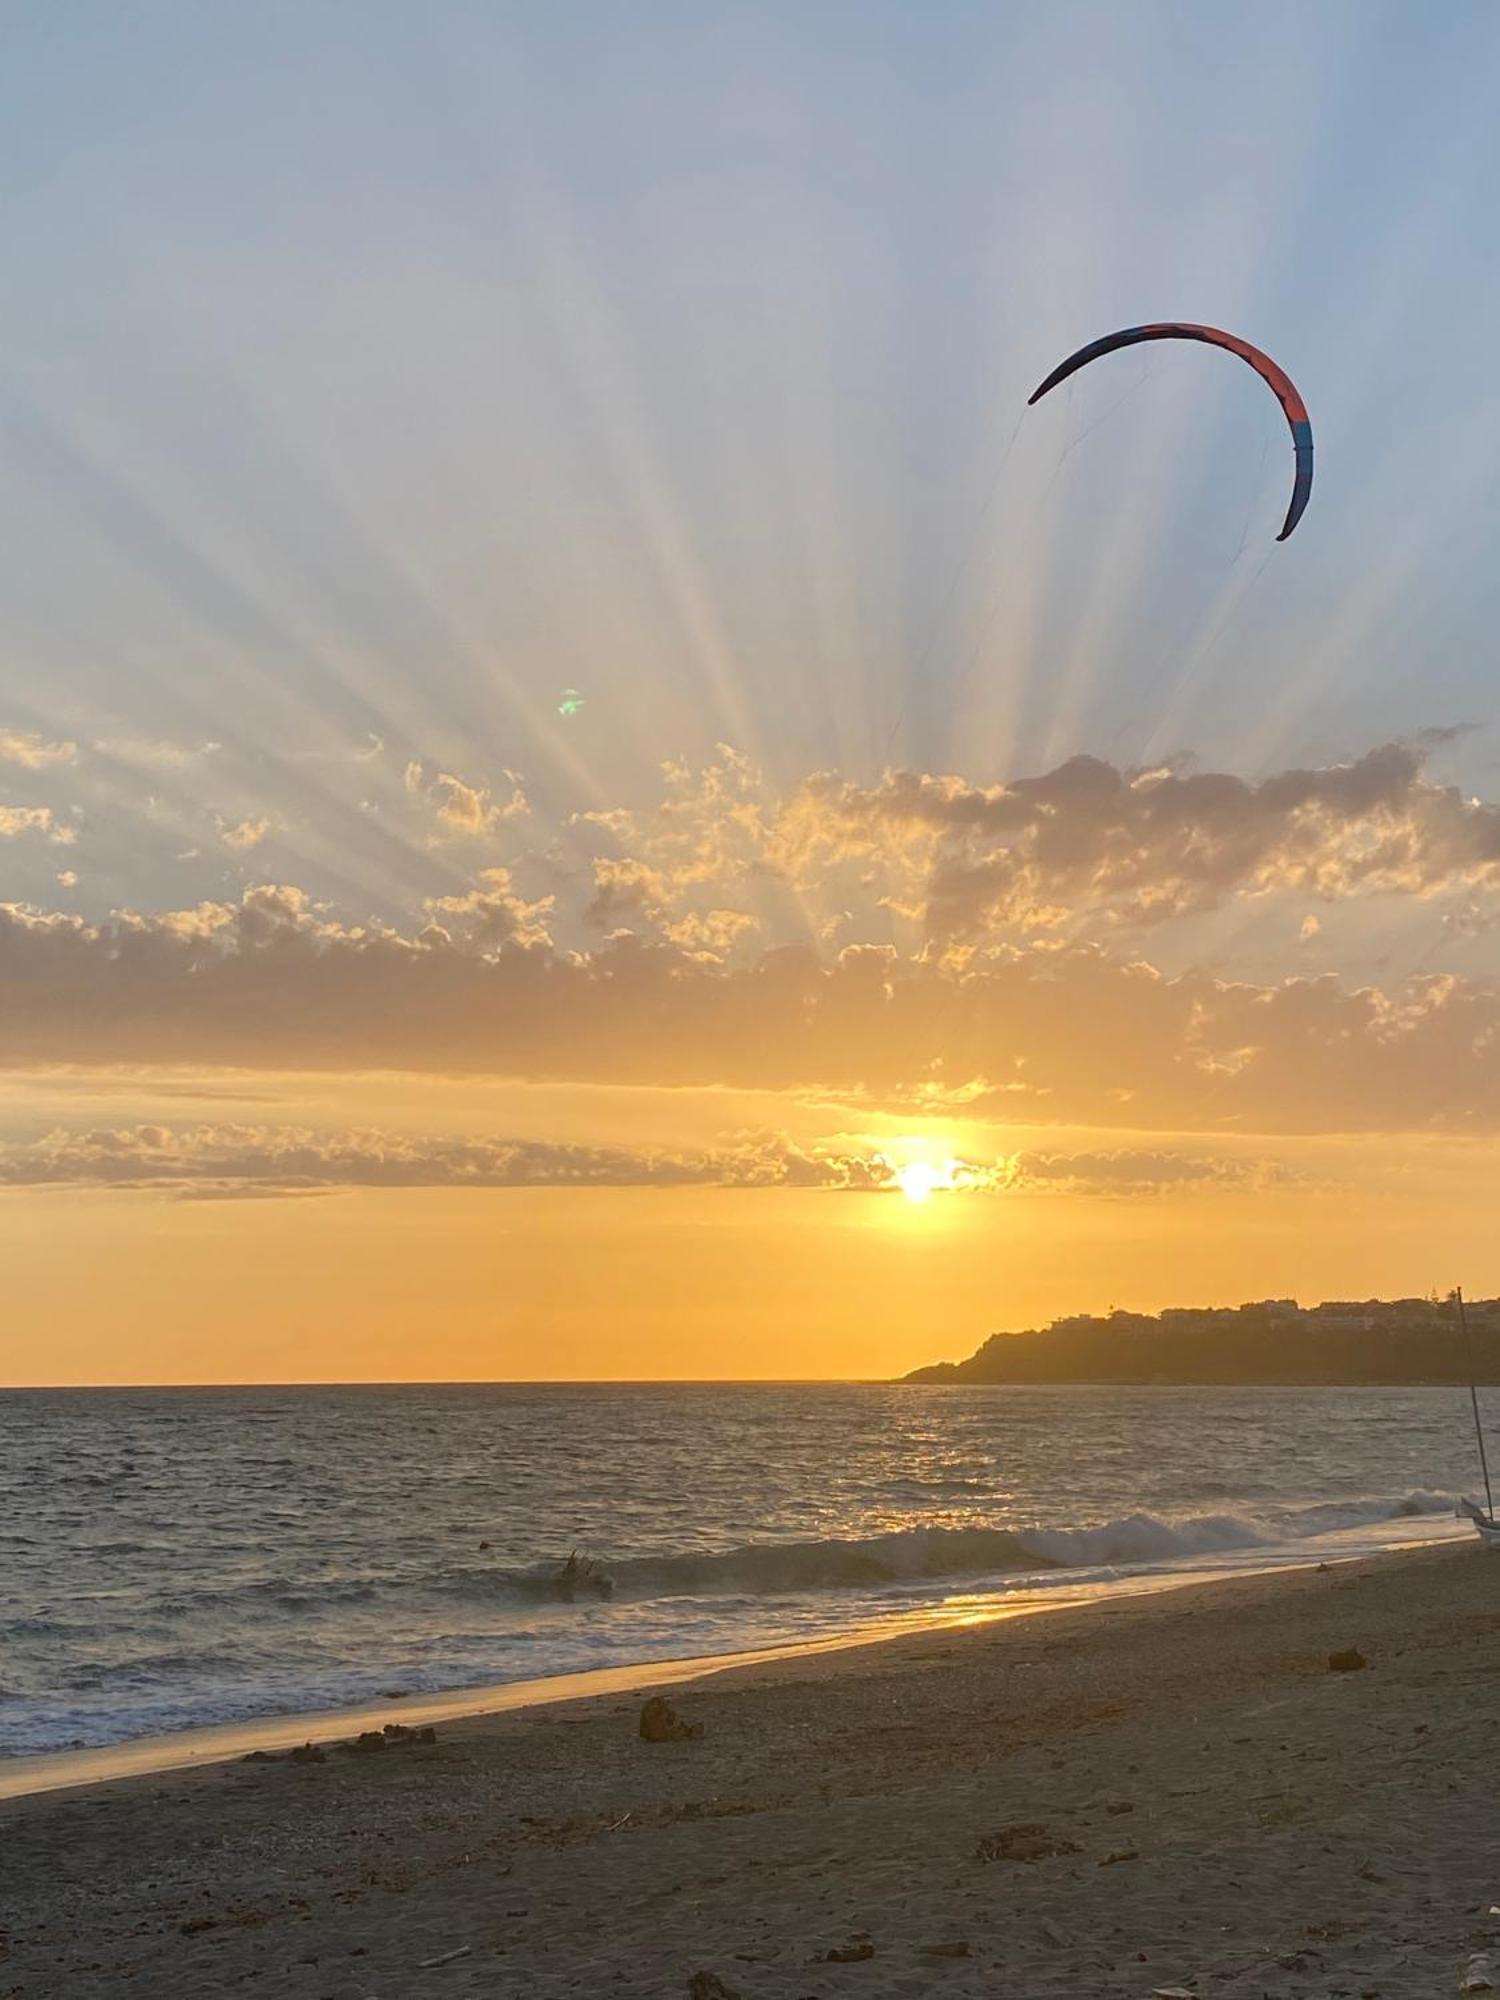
49 1490 1455 1639
429 1487 1456 1607
0 1489 1461 1760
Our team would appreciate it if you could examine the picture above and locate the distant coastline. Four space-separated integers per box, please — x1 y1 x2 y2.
903 1294 1500 1386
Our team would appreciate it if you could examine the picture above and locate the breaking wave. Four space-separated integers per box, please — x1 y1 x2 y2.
432 1488 1456 1607
57 1491 1460 1638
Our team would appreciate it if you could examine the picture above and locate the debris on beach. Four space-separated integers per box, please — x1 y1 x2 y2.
921 1940 971 1957
1461 1955 1498 1994
818 1941 875 1962
240 1741 326 1765
1328 1647 1369 1672
640 1695 703 1742
336 1723 436 1754
687 1973 742 1999
975 1822 1081 1863
418 1943 473 1970
381 1722 438 1744
241 1725 437 1767
1099 1846 1140 1865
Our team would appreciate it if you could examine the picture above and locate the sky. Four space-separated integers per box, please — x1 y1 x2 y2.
3 1 1500 1384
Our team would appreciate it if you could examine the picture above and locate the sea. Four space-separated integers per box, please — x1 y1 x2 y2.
0 1382 1481 1761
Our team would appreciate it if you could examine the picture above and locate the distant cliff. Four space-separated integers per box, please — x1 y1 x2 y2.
903 1296 1500 1386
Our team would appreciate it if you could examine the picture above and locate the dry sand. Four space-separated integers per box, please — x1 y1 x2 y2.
4 1542 1500 1999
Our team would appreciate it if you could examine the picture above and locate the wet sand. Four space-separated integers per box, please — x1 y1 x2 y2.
4 1541 1499 1998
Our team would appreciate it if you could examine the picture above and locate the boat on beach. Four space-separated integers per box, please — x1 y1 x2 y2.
1457 1495 1500 1547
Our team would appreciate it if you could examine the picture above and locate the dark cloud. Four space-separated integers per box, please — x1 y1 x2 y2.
0 1122 1286 1201
1005 1150 1295 1195
1412 723 1479 749
786 744 1500 939
0 887 1497 1132
0 1123 783 1194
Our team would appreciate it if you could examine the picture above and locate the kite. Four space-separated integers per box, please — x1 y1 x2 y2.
1028 323 1313 541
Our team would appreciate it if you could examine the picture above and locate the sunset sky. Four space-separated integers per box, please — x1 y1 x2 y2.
4 2 1500 1384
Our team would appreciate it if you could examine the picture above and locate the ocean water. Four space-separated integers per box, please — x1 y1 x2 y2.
0 1382 1481 1758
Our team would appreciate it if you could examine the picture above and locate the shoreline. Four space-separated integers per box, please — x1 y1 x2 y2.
7 1539 1500 1998
0 1518 1463 1806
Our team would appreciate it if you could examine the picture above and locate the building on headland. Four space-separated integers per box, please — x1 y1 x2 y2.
903 1293 1500 1387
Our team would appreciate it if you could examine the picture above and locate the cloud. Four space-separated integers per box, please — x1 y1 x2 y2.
218 816 272 852
999 1150 1294 1196
423 867 555 951
0 1122 1283 1201
1444 901 1500 940
0 806 75 844
1413 724 1478 750
0 887 1498 1134
0 1122 750 1195
576 745 771 952
549 742 1500 963
404 761 528 840
0 1122 889 1197
582 854 756 960
781 744 1500 942
0 729 76 769
94 738 221 768
1 742 1499 1136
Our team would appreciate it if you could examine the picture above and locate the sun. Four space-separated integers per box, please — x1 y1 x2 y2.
889 1153 985 1203
895 1160 944 1203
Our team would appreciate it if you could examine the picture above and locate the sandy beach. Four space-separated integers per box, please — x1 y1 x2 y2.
3 1543 1498 1999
